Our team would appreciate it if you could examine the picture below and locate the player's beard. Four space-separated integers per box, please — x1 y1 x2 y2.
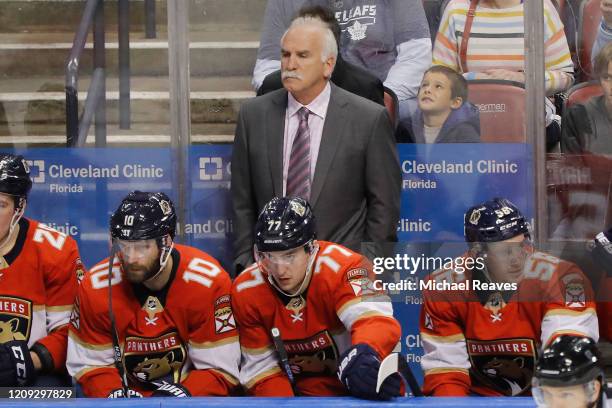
122 257 162 284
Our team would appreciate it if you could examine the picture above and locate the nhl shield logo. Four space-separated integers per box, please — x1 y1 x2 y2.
0 296 32 344
142 296 164 326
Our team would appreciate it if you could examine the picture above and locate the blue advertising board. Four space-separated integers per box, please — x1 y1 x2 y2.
9 143 533 385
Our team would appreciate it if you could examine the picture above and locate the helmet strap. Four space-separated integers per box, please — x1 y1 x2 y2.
144 235 174 284
0 199 25 252
267 241 319 298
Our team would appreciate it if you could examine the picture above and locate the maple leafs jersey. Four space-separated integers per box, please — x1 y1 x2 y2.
67 244 240 397
420 251 599 397
0 218 82 373
231 241 401 396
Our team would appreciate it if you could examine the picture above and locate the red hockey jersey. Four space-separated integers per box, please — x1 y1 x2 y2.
597 273 611 341
420 251 599 397
231 241 401 396
0 218 82 372
67 244 239 397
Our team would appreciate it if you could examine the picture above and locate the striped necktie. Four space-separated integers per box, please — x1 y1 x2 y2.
286 107 311 200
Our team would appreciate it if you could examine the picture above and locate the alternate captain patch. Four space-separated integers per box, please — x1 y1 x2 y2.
0 296 33 344
214 295 236 334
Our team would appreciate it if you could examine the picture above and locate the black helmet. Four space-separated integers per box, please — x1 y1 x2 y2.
0 153 32 200
110 191 176 241
464 197 530 244
254 197 315 252
535 336 605 388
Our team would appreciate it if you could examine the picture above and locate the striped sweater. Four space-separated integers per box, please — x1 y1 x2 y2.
433 0 574 95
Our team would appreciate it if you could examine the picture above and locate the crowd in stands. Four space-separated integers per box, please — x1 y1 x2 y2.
252 0 612 150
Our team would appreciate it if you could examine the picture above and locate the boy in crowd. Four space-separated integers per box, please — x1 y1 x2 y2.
398 65 480 143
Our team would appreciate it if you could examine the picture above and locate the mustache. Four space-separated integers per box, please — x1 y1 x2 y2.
281 71 302 80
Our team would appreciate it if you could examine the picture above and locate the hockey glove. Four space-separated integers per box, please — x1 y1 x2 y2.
0 340 36 386
151 381 191 397
107 388 143 398
337 343 401 400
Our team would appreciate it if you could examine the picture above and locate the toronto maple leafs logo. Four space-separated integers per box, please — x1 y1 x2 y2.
347 21 367 41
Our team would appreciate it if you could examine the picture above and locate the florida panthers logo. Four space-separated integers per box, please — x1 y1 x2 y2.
481 357 533 395
133 351 182 383
467 338 536 396
283 331 339 377
123 332 186 388
0 296 32 344
0 318 26 342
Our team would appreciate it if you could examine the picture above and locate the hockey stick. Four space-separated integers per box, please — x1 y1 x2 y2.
270 327 300 396
108 241 131 398
376 353 423 397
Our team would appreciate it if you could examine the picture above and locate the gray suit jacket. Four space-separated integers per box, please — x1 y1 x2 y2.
231 83 401 273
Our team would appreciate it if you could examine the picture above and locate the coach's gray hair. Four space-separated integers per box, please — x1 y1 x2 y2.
281 16 338 63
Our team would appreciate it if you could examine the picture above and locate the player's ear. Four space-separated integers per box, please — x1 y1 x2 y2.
164 351 174 363
8 318 19 332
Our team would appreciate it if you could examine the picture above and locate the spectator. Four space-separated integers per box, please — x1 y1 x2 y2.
253 0 432 119
591 0 612 69
399 65 480 143
433 0 574 96
257 5 385 106
562 42 612 154
232 16 400 274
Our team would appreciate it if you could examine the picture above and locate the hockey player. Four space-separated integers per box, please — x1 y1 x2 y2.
532 335 610 408
589 227 612 342
0 153 82 387
231 197 401 399
67 191 239 397
420 197 599 397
